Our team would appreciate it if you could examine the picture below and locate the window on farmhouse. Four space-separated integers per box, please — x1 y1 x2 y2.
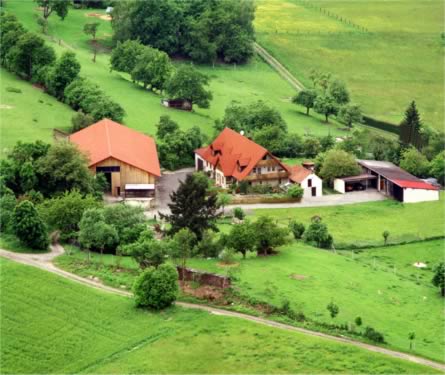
308 179 312 187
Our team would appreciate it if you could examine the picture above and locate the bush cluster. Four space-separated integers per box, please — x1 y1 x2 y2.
64 78 125 123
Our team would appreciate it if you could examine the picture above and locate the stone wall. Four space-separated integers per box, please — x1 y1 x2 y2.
177 267 231 289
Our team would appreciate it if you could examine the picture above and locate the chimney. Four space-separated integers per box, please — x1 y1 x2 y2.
302 161 315 171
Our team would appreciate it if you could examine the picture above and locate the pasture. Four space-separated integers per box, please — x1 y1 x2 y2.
252 194 445 248
0 69 73 157
1 258 437 374
2 0 354 143
189 240 445 361
255 0 444 130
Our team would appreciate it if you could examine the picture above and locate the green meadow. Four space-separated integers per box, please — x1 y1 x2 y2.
255 0 444 130
2 258 438 374
0 69 73 157
189 239 445 362
1 0 358 152
252 193 445 248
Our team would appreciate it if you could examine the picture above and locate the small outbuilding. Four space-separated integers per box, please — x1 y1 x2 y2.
69 119 161 197
161 99 192 111
286 162 323 198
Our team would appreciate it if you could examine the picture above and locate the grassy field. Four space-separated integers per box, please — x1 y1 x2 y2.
2 258 438 374
189 239 445 361
255 0 444 130
0 69 73 156
252 194 445 248
1 0 359 148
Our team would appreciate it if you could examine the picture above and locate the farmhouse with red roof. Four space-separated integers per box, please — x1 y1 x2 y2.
334 160 439 203
69 119 161 198
195 128 323 197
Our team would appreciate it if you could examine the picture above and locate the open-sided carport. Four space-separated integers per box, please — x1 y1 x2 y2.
334 174 377 193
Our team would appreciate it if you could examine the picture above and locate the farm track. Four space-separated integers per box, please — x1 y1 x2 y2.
254 42 305 91
1 245 444 372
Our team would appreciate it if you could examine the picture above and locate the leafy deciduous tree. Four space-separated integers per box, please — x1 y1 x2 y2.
399 147 430 178
166 65 212 108
319 149 361 184
13 200 49 250
292 89 317 115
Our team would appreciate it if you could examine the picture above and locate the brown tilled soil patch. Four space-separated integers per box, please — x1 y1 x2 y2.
180 281 226 303
86 13 111 21
290 274 306 280
217 262 240 268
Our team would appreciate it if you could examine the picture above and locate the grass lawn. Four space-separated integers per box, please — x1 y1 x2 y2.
2 258 438 374
3 0 387 147
252 194 445 248
188 240 445 362
0 69 73 157
0 233 49 253
255 0 444 130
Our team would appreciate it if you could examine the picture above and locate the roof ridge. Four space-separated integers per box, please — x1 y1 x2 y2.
105 121 112 156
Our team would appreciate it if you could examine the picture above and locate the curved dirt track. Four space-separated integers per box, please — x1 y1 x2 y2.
0 246 444 372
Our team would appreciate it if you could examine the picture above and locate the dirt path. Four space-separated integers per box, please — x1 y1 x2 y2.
254 42 305 92
0 246 443 371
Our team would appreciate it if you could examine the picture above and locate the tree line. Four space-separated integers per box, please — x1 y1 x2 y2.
0 12 125 123
111 0 256 65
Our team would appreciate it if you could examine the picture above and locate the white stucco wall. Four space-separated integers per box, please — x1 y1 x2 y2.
195 154 213 173
300 174 323 198
403 188 439 203
333 179 346 194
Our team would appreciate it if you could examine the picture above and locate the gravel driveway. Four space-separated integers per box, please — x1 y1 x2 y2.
152 167 194 216
226 189 386 211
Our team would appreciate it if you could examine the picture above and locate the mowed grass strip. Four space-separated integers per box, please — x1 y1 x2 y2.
189 239 445 361
252 194 445 248
0 258 439 374
0 69 73 157
255 0 444 129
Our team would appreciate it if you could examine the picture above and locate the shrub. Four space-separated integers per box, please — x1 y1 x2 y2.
6 87 21 93
71 110 94 133
219 248 236 264
133 264 178 310
288 220 305 239
382 230 390 245
249 183 273 194
13 200 49 250
304 216 333 249
432 263 445 296
363 326 385 343
355 316 362 327
0 189 17 233
194 230 223 258
233 207 245 220
287 185 304 199
327 301 339 319
238 181 249 195
123 239 167 269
